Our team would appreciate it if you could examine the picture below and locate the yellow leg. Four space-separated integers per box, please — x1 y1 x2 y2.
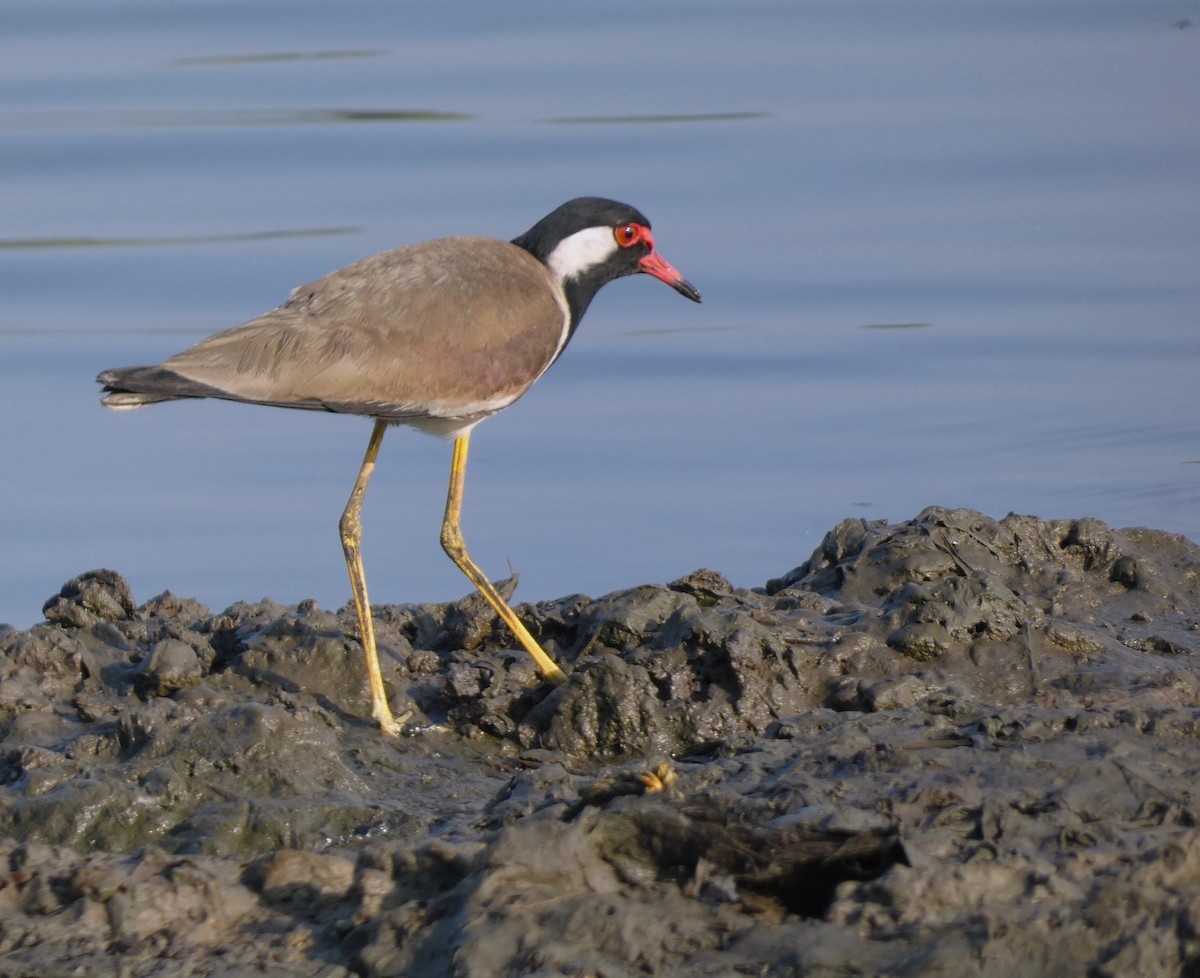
340 419 401 736
440 433 568 684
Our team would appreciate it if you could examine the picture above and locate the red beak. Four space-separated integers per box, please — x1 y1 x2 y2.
638 252 702 303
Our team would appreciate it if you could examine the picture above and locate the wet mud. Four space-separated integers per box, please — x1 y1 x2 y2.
2 506 1200 976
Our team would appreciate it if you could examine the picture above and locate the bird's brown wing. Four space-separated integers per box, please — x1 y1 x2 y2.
155 237 568 421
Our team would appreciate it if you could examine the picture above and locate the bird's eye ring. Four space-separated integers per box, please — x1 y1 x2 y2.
614 223 652 249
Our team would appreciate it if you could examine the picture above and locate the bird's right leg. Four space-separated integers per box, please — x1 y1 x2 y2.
340 419 401 736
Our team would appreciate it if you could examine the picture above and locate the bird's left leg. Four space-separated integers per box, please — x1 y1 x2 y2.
440 433 567 684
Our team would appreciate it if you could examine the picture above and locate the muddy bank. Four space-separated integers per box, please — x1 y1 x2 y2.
2 506 1200 977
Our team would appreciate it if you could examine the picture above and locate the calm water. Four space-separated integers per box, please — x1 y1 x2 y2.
2 2 1198 628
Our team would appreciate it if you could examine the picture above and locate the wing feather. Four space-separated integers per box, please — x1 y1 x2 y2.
142 237 568 421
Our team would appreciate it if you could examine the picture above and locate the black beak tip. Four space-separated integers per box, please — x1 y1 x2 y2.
677 279 702 303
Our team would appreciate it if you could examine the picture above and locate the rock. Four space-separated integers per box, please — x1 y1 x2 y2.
42 569 136 627
135 638 203 696
245 848 358 904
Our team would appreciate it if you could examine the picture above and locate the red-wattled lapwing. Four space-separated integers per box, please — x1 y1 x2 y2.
97 197 701 735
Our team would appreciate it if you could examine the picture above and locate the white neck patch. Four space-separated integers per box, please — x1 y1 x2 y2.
544 226 619 284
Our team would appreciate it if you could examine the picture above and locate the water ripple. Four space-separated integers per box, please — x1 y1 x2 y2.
0 108 471 131
169 50 389 66
0 227 359 251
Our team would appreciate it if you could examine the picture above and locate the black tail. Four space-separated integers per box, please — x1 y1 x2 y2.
97 366 225 410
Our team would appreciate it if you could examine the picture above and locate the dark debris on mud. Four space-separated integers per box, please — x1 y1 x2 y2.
3 507 1200 977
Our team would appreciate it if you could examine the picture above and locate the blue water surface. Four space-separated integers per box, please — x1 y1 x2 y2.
1 1 1197 627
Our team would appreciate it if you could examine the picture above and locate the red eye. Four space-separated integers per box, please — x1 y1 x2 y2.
614 223 652 249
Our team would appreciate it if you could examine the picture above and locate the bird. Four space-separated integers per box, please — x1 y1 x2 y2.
97 197 702 735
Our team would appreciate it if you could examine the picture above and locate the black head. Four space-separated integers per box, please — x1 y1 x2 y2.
512 197 701 330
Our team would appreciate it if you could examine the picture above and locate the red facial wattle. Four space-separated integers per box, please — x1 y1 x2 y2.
614 222 701 302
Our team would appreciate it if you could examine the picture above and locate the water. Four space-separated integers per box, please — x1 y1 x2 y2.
2 1 1198 629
